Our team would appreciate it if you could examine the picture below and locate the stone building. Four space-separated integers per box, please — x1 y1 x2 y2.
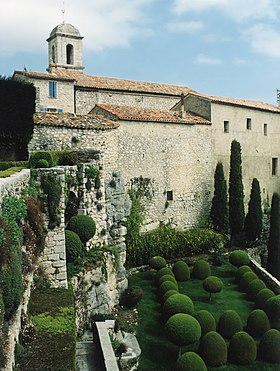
13 21 280 229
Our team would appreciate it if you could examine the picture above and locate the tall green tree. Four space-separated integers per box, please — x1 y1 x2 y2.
245 178 263 243
229 140 245 239
267 193 280 280
210 162 229 234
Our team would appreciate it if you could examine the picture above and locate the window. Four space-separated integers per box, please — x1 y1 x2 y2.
166 191 173 201
66 44 74 65
246 118 252 130
224 121 229 133
51 45 55 63
264 123 268 136
49 80 57 98
272 158 278 176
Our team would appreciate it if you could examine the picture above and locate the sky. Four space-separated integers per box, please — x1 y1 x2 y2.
1 0 280 104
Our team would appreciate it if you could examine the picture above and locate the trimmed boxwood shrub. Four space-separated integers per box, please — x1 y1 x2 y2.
229 249 250 267
195 310 216 337
36 159 49 168
67 215 96 244
246 309 270 337
203 276 223 301
156 267 174 281
192 260 211 280
265 295 280 325
158 274 178 287
258 329 280 363
149 256 166 270
246 278 266 300
172 261 190 281
120 286 143 308
239 271 258 292
163 294 194 320
235 265 252 283
29 151 54 168
255 288 275 309
228 331 257 365
159 281 178 297
165 313 201 347
198 331 227 366
217 310 243 339
163 290 178 303
177 352 207 371
65 230 83 263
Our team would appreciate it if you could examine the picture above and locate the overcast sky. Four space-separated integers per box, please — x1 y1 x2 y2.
1 0 280 104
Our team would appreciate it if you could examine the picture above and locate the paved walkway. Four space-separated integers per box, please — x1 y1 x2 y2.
76 331 105 371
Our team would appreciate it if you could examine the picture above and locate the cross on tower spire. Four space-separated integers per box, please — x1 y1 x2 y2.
61 1 66 23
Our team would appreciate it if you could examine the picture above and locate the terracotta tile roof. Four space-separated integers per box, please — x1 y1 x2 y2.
94 104 211 125
33 113 119 130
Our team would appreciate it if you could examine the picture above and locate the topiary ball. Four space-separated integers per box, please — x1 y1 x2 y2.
235 265 252 284
163 293 194 320
217 310 243 339
158 274 178 287
65 229 83 263
29 150 54 168
177 352 207 371
246 309 270 337
195 310 216 337
156 267 174 281
159 281 178 297
149 256 167 271
255 288 275 309
165 313 201 347
265 295 280 325
198 331 227 366
258 329 280 363
246 278 266 300
163 290 178 303
36 159 50 168
239 271 258 292
203 276 223 300
192 260 211 280
228 331 257 365
229 250 250 267
172 261 190 281
67 214 96 244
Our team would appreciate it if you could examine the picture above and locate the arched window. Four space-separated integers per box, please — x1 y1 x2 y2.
66 44 74 65
52 45 55 63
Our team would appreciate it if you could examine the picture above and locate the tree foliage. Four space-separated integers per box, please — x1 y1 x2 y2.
267 193 280 280
244 178 262 243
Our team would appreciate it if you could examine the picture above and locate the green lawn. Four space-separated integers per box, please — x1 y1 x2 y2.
130 263 279 371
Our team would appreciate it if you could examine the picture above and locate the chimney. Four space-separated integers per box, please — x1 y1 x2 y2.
180 93 186 118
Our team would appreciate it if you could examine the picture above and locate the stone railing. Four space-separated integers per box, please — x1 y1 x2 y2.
0 169 30 206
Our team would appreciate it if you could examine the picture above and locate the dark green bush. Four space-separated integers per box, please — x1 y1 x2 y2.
57 151 78 165
159 281 178 297
65 230 83 263
239 271 258 292
203 276 223 301
0 291 4 324
195 310 216 337
0 161 29 171
172 261 190 281
177 352 207 371
163 294 194 320
192 259 211 280
162 290 178 303
158 274 178 287
120 286 143 308
67 215 96 244
228 331 257 365
235 265 252 283
246 309 270 337
156 267 174 281
217 310 243 339
258 329 280 363
165 313 201 347
229 249 250 267
40 173 62 229
149 256 166 270
29 151 54 168
265 295 280 325
255 288 275 309
36 159 49 168
198 331 227 366
246 278 266 300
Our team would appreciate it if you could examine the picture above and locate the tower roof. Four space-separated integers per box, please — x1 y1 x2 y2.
48 22 82 40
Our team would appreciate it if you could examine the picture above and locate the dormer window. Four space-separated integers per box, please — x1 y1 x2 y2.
66 44 74 65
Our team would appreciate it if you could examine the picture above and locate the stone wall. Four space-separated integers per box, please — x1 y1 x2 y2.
0 169 30 206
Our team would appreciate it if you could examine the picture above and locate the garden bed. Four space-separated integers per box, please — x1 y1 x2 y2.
130 262 279 370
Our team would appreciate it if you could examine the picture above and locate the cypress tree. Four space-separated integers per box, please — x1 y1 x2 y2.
210 162 229 234
267 193 280 280
229 140 245 238
245 178 263 243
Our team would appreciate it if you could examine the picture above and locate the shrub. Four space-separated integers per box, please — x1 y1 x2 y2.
217 310 243 339
163 290 178 303
246 309 270 337
177 352 207 371
149 256 166 270
40 173 62 229
158 274 178 287
229 249 250 267
195 310 216 337
239 271 258 292
36 159 49 168
192 260 211 280
156 267 174 281
165 313 201 347
267 193 280 280
258 329 280 363
244 178 263 243
29 151 54 168
247 278 266 300
65 230 83 263
265 295 280 325
203 276 223 301
235 265 252 283
172 261 190 281
255 288 275 309
198 331 227 366
67 215 96 244
57 151 78 165
159 281 178 297
228 331 257 365
163 294 194 320
120 286 143 308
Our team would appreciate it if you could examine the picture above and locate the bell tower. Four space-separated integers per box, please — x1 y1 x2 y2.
47 22 84 72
